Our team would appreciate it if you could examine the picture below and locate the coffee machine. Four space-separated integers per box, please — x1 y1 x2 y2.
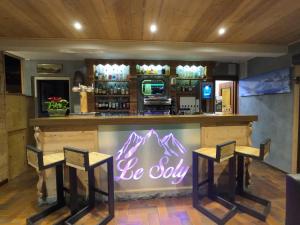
138 76 171 115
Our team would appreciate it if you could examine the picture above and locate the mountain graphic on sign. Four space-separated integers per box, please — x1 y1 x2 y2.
116 129 187 160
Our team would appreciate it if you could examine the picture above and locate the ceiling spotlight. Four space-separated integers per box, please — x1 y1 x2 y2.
218 27 226 35
150 24 157 33
73 21 82 30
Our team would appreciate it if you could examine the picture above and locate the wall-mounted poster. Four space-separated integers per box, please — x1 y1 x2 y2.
239 68 291 97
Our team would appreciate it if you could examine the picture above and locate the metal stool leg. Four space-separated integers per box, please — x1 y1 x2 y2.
207 159 214 198
236 155 244 194
192 152 199 208
235 155 271 221
69 167 79 215
228 157 236 202
107 157 115 220
56 164 65 206
88 169 95 208
27 164 66 225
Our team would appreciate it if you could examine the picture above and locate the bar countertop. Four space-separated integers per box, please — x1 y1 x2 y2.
29 114 258 127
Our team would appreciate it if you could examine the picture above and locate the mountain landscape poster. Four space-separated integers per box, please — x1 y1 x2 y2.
239 68 291 97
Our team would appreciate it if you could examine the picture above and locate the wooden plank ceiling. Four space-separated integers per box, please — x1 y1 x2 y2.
0 0 299 44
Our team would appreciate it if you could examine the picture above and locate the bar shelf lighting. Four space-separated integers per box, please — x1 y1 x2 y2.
176 65 207 79
136 64 170 75
94 64 130 81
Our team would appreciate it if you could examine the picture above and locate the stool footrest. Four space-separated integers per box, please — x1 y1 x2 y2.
26 202 65 225
65 205 114 225
194 195 237 225
94 187 108 196
198 179 209 188
65 205 91 225
236 191 271 221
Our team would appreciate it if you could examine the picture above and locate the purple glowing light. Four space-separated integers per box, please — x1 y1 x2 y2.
115 129 190 184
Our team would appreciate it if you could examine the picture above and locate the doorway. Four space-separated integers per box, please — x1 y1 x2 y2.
214 80 236 113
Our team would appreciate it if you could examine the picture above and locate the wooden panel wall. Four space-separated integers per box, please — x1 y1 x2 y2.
0 52 8 183
5 95 34 179
0 52 35 181
201 125 249 147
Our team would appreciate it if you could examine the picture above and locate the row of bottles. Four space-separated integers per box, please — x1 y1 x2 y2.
94 83 129 95
178 84 195 92
95 73 128 81
96 101 130 110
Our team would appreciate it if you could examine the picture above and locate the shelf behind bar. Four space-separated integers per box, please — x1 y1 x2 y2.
95 94 130 97
176 78 203 80
95 80 129 82
96 109 130 112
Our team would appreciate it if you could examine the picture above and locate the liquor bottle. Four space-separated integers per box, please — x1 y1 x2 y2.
103 84 106 94
113 84 117 95
98 83 102 95
95 83 99 94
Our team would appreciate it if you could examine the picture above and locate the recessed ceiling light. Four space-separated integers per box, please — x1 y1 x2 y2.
73 21 82 30
218 27 226 35
150 24 157 33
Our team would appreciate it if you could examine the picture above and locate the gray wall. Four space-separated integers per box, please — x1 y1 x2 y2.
239 55 293 172
23 60 86 112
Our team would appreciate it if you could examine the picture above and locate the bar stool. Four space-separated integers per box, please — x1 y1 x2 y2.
235 138 271 221
26 145 66 225
193 141 237 225
63 146 114 225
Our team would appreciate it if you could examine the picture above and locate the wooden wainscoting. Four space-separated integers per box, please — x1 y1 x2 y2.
0 52 8 183
5 94 35 179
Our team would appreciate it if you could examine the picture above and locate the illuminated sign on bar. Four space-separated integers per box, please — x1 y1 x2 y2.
115 129 190 184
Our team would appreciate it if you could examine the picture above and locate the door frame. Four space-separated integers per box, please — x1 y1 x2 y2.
292 66 300 173
213 76 238 114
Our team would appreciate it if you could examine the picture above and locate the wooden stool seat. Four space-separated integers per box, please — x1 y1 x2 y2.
194 147 216 160
89 152 111 168
235 146 260 158
43 153 65 167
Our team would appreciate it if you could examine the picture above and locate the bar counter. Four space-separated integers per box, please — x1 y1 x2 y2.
30 114 257 126
29 114 257 202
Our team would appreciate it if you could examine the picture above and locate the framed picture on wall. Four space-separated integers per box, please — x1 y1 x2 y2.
239 68 291 97
37 64 63 74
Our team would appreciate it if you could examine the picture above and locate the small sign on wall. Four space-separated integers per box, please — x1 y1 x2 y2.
37 64 63 74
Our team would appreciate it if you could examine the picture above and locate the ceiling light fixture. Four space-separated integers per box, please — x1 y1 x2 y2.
150 24 157 33
218 27 226 35
73 21 82 30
